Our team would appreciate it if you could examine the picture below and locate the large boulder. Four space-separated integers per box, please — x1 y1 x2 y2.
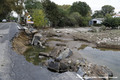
56 48 73 61
48 60 60 72
31 33 42 45
47 60 68 73
31 33 46 48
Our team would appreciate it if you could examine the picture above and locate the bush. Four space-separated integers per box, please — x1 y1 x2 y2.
103 17 120 29
33 10 48 28
66 12 91 27
99 25 106 32
93 24 103 26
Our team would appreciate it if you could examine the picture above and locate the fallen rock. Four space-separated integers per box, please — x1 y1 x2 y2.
31 33 42 45
49 47 62 58
56 48 73 61
47 61 71 73
31 33 46 48
48 60 60 72
52 72 84 80
90 65 113 80
39 52 50 57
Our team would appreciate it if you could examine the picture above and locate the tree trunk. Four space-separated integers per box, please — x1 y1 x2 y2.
17 14 21 23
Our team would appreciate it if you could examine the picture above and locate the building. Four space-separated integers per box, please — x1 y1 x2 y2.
112 14 120 18
89 18 104 26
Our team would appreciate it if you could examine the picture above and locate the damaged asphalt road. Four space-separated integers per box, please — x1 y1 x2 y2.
0 23 59 80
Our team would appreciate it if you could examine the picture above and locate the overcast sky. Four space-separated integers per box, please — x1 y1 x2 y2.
50 0 120 13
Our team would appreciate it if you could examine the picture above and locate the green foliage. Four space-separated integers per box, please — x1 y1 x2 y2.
10 0 24 15
70 1 91 17
24 0 91 27
58 5 71 15
0 0 13 20
99 25 106 32
105 14 112 18
102 5 115 16
92 5 115 18
42 0 61 27
71 12 91 26
68 1 91 27
25 0 43 9
33 10 48 28
92 10 104 18
25 0 43 15
103 17 120 28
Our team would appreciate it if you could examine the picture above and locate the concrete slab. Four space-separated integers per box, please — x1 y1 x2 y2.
52 72 83 80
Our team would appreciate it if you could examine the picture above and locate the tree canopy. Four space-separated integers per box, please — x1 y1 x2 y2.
70 1 91 17
25 0 43 15
33 10 48 28
101 5 115 16
92 5 115 18
0 0 13 20
42 0 62 27
0 0 24 22
92 10 103 18
103 17 120 28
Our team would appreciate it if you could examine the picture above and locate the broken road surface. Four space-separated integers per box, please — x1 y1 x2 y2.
0 22 83 80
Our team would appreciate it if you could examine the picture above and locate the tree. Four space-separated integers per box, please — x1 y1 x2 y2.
58 5 71 14
42 0 61 27
92 10 104 18
92 5 115 18
101 5 115 16
25 0 43 15
12 0 24 23
70 12 91 26
70 1 91 17
33 10 47 28
0 0 24 22
0 0 13 21
103 17 120 29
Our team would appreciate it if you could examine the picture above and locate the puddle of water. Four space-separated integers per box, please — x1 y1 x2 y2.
23 46 52 65
78 44 88 50
78 44 120 51
79 45 120 80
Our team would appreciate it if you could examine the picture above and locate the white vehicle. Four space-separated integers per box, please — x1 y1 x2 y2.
2 19 7 22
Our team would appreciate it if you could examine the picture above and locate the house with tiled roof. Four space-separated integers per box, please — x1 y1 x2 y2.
112 14 120 18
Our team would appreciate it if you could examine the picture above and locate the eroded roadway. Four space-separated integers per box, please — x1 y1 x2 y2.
0 22 83 80
0 22 58 80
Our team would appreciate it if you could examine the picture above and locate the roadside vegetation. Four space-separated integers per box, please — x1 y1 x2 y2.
0 0 120 29
103 17 120 29
25 0 91 28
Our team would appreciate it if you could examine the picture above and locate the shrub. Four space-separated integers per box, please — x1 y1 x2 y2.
33 10 48 28
103 17 120 29
99 25 106 32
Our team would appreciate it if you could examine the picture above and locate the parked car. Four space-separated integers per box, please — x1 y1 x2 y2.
2 19 7 22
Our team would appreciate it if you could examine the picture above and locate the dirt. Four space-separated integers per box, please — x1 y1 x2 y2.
12 28 119 80
12 31 30 54
72 29 120 49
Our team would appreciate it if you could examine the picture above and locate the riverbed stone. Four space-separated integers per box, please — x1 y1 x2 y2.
56 48 73 61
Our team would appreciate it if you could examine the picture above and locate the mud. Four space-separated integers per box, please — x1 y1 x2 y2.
12 28 118 80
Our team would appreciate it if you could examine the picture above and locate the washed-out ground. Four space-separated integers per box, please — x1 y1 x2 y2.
13 27 120 80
